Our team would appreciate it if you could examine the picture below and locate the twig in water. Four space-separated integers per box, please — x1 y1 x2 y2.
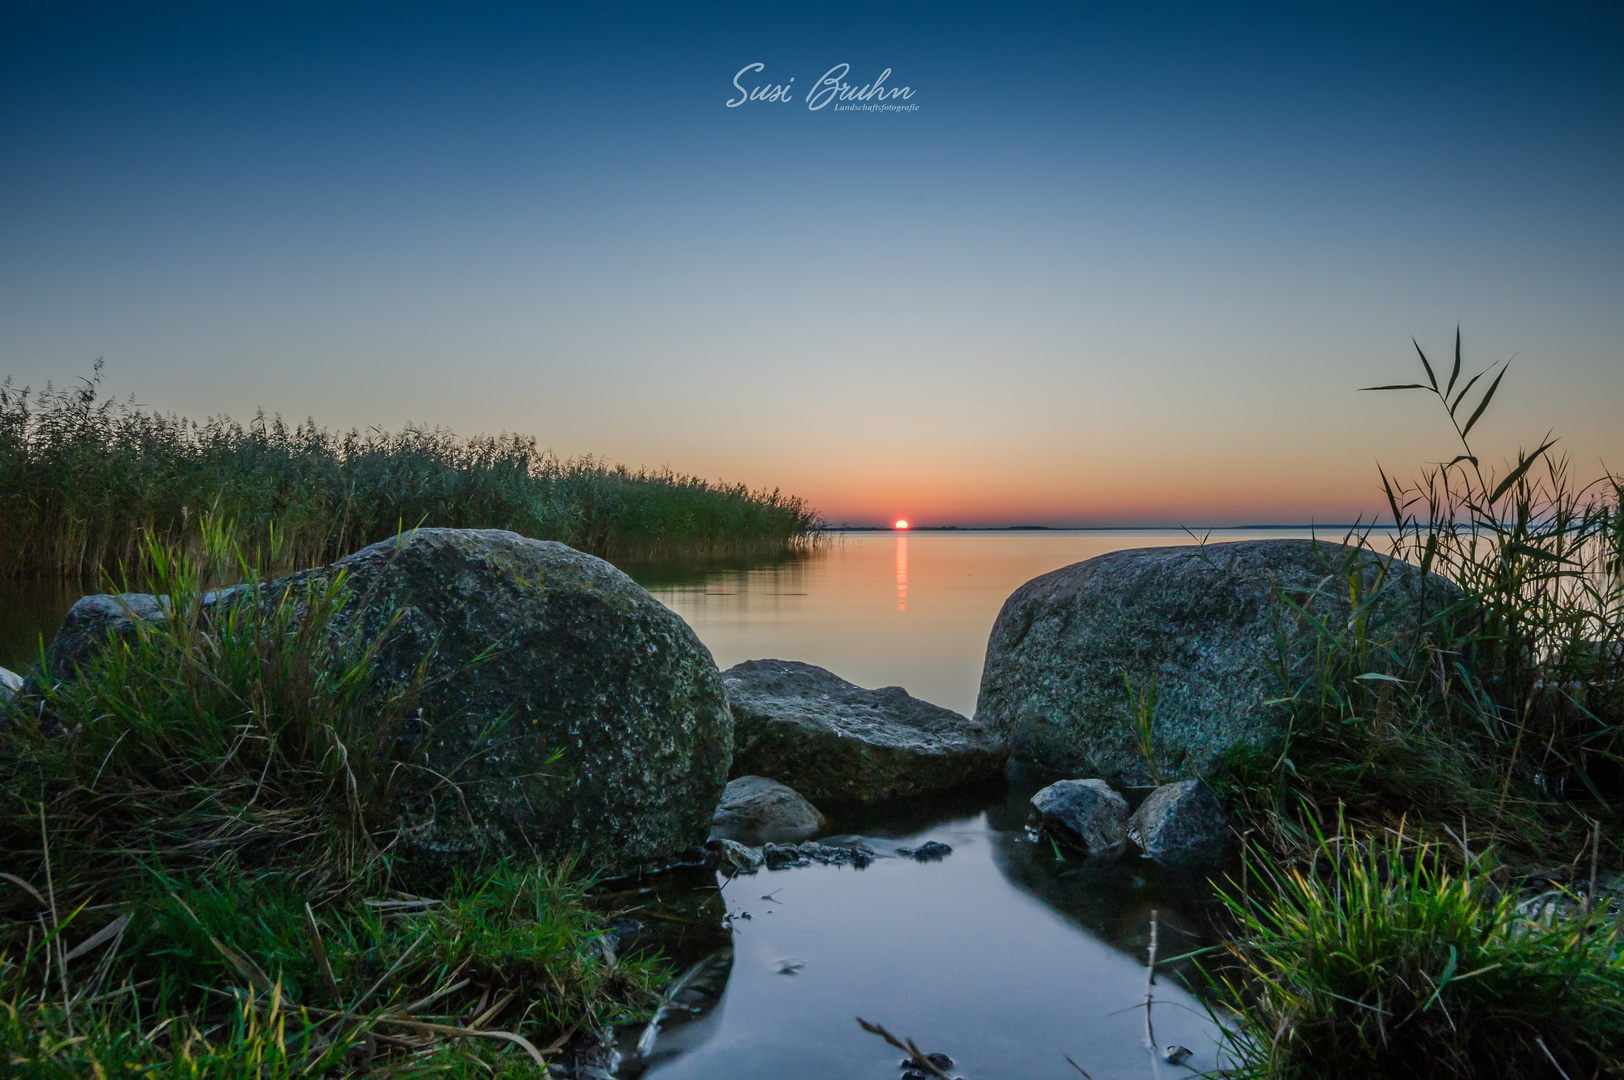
1065 1054 1097 1077
855 1017 953 1080
1145 909 1162 1080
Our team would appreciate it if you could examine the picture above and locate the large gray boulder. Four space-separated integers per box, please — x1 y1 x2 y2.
1028 779 1129 858
976 539 1443 784
1128 780 1231 864
38 529 734 868
724 659 1006 802
710 775 826 846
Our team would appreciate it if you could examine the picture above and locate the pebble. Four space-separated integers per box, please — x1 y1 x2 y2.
897 841 953 862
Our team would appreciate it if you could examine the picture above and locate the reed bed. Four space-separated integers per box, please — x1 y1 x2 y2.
0 362 822 580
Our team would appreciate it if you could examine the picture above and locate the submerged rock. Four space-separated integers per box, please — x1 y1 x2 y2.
977 539 1449 783
1128 780 1231 864
897 840 953 862
39 529 733 869
724 659 1006 802
761 840 878 870
1029 778 1129 858
709 775 826 846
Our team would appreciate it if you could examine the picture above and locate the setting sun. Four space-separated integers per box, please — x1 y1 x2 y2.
894 519 910 530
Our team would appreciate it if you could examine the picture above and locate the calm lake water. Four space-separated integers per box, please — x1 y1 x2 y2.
0 529 1331 1078
637 528 1323 718
622 767 1234 1080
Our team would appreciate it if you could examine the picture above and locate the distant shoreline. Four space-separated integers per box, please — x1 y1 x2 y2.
830 523 1368 532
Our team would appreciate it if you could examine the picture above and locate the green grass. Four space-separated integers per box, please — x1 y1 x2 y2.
1213 818 1624 1079
0 361 822 580
1207 332 1624 1079
1213 330 1623 859
0 523 667 1076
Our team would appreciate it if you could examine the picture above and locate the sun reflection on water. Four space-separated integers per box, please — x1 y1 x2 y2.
895 534 907 612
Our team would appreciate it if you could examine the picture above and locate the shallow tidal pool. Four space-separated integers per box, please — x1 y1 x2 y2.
620 771 1231 1080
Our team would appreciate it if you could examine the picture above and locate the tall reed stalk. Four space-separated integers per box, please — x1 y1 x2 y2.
1220 331 1622 855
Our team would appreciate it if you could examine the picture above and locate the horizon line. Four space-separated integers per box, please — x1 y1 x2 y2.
827 523 1374 532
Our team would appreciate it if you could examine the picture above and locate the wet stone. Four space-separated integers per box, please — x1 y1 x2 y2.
596 919 649 965
710 775 827 846
1127 780 1231 864
762 840 878 870
711 838 766 875
899 1049 958 1079
897 841 953 862
1028 778 1129 858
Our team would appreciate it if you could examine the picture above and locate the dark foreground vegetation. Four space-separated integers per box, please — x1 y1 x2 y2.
1210 334 1624 1077
0 363 821 580
0 527 666 1077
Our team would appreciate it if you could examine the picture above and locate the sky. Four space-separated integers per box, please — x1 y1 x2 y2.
2 1 1621 527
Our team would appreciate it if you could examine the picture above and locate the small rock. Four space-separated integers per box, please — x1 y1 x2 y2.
1163 1044 1192 1065
897 841 953 862
1128 780 1231 864
0 666 22 702
898 1050 955 1078
596 919 647 965
710 775 826 846
1029 779 1129 857
713 838 766 875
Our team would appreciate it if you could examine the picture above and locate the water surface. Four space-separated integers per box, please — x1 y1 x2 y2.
627 770 1232 1080
636 528 1322 717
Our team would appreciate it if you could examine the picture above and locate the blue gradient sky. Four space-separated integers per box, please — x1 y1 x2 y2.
3 2 1621 525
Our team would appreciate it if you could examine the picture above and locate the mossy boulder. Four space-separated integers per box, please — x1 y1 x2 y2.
724 659 1005 802
39 529 733 869
321 529 732 867
976 539 1445 784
